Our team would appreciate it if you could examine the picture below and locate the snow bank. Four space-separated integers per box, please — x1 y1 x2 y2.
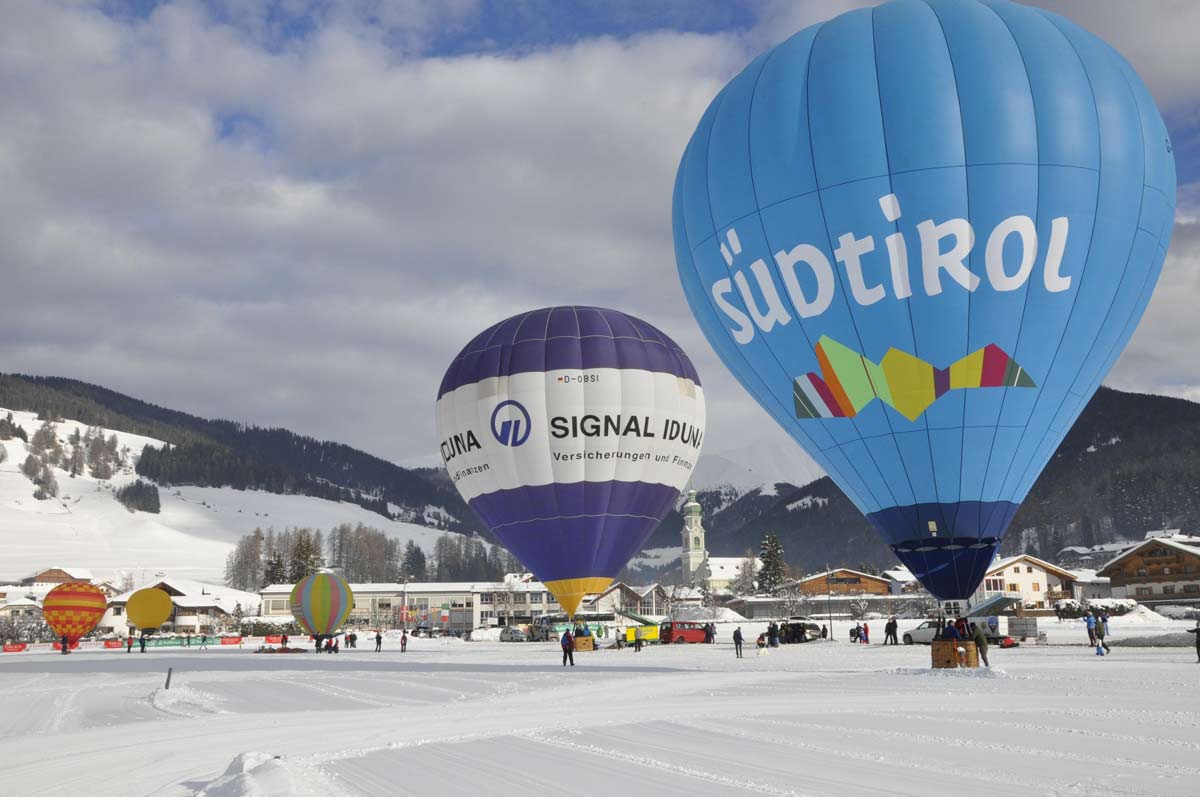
1110 632 1194 647
468 628 503 641
149 684 224 718
197 752 310 797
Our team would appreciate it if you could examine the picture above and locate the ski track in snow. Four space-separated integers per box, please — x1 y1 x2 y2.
0 640 1198 796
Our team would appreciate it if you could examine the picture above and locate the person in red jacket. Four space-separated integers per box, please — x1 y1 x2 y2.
561 629 574 667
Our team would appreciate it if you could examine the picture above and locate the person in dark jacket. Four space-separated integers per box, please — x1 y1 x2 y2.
733 627 744 658
314 634 322 654
884 617 898 645
820 625 828 639
375 631 383 652
401 631 408 652
941 621 961 641
139 632 148 653
970 622 990 667
561 630 574 666
281 633 289 648
1094 615 1110 654
60 634 70 655
1188 620 1200 663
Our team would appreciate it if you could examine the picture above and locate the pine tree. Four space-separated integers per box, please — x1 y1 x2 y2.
262 551 289 586
758 534 787 593
289 529 322 581
402 540 427 580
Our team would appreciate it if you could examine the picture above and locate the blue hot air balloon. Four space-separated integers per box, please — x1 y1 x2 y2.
436 307 706 616
673 0 1175 600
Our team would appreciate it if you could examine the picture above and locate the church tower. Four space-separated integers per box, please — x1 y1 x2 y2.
680 490 708 585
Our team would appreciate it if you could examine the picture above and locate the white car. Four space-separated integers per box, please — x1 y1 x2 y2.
902 620 943 645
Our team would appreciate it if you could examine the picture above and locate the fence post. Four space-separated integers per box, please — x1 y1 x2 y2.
165 667 173 690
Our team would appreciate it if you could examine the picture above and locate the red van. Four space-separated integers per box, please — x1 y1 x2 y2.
659 621 708 644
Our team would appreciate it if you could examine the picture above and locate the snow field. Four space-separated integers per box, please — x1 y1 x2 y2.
1 635 1198 796
0 408 447 582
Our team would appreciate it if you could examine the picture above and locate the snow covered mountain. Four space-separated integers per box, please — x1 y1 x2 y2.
0 408 447 584
690 436 824 496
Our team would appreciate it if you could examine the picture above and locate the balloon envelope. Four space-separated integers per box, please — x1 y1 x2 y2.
42 582 107 642
290 572 354 636
126 587 174 629
436 306 706 615
673 0 1174 599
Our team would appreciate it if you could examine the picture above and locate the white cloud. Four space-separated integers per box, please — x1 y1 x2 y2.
0 0 1196 472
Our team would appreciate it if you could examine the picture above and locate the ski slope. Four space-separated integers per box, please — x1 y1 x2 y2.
0 409 448 583
0 635 1197 796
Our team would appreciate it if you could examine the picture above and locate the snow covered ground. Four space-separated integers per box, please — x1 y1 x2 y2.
1 634 1198 796
0 408 447 582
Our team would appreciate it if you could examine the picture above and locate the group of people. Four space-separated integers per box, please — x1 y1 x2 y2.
936 617 991 666
310 630 407 654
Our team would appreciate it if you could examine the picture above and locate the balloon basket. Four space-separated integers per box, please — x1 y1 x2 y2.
931 639 978 669
573 637 595 653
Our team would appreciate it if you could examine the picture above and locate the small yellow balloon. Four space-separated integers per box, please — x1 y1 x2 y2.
126 587 173 629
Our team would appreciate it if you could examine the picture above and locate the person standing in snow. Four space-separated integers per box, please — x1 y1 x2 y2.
1101 612 1111 639
198 634 208 650
884 617 898 645
281 633 289 649
634 626 643 652
561 629 575 667
970 622 990 667
125 635 133 653
821 625 828 639
733 627 744 658
138 632 148 653
1188 620 1200 663
1085 612 1097 646
314 634 322 654
375 631 382 652
861 622 870 644
1094 616 1110 654
60 634 69 655
401 631 408 653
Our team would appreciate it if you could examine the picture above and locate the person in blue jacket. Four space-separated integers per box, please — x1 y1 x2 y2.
941 620 961 641
1085 613 1097 646
561 629 574 667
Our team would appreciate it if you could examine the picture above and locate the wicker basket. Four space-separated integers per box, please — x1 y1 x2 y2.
931 638 979 669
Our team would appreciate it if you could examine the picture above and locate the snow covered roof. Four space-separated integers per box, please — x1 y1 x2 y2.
22 566 94 582
707 557 758 578
794 568 890 584
111 578 260 612
986 554 1076 581
0 596 40 609
882 566 916 583
1069 569 1111 584
1098 536 1200 575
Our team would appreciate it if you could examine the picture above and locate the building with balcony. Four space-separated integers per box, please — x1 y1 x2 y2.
1097 536 1200 605
964 554 1079 613
794 569 893 596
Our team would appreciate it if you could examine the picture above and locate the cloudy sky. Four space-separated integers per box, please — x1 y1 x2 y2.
2 0 1197 470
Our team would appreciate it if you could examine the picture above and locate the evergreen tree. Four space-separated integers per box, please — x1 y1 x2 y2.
289 529 322 581
21 453 42 480
262 551 289 586
33 464 59 500
758 534 787 593
402 540 427 580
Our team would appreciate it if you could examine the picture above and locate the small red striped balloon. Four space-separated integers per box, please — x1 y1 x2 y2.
289 571 354 635
42 582 108 642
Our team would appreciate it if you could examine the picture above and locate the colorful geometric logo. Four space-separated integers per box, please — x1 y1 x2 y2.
793 336 1035 422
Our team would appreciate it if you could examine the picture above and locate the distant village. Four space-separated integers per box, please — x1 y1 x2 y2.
3 491 1199 643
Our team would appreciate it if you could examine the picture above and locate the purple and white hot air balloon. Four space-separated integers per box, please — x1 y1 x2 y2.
436 306 706 616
